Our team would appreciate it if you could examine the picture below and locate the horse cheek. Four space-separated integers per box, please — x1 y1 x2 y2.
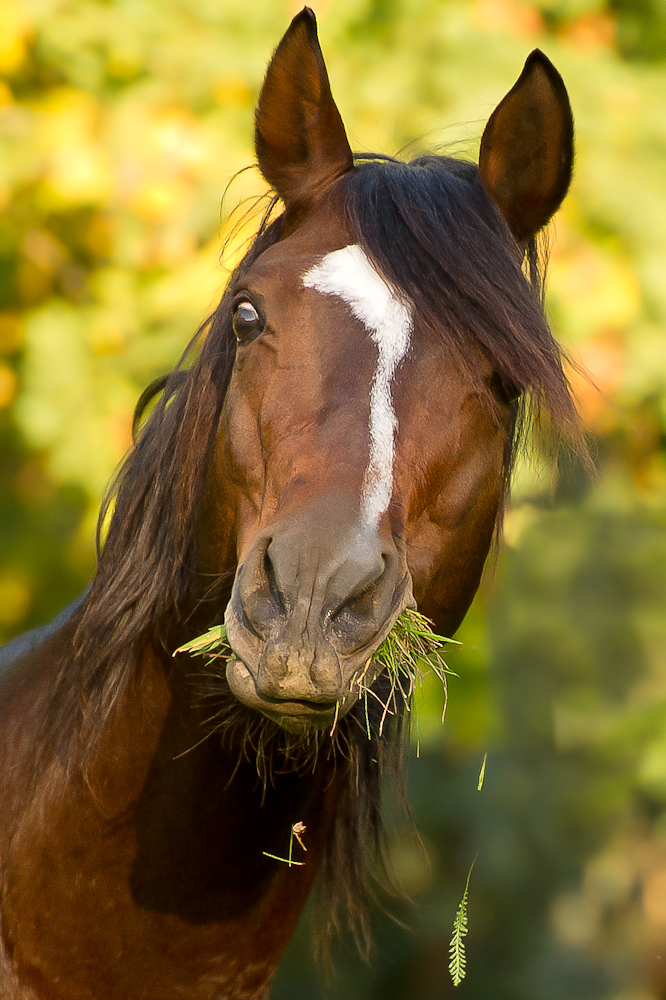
405 425 507 633
199 388 267 575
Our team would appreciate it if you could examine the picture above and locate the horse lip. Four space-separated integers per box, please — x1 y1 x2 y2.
226 656 339 726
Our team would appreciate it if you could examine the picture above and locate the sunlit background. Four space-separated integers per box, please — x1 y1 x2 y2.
1 1 665 997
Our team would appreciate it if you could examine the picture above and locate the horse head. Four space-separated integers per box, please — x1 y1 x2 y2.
194 9 576 734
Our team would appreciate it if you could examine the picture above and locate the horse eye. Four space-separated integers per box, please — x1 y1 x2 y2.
232 300 262 341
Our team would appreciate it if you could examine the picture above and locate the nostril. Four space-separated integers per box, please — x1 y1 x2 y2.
342 574 382 620
328 552 387 638
234 536 287 640
264 543 287 617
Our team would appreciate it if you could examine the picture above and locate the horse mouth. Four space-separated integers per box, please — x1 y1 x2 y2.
225 656 346 732
222 567 415 732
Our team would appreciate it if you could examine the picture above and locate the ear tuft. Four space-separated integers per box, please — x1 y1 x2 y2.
254 9 353 211
479 49 574 242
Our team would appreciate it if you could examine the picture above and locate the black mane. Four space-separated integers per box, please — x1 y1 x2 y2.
347 154 580 440
40 150 583 955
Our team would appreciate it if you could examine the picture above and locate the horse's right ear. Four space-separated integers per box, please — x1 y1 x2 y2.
479 50 574 243
255 8 353 213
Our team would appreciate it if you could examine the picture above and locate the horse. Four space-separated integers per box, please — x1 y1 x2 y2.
0 8 582 998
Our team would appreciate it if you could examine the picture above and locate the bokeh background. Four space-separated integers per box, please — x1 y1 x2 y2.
1 0 665 997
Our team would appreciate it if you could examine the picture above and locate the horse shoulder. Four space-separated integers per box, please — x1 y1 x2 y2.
0 598 84 682
0 598 83 765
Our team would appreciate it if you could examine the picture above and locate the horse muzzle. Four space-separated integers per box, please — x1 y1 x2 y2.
223 502 414 731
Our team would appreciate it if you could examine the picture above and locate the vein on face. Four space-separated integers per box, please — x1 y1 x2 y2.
303 245 413 527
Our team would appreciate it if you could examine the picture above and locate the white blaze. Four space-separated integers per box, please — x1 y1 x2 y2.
303 244 413 526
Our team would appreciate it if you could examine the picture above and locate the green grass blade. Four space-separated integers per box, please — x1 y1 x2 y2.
478 753 488 791
172 624 229 658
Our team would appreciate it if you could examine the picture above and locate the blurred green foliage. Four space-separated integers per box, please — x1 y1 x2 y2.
1 1 665 997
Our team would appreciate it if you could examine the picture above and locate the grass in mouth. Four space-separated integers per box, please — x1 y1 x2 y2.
173 609 457 738
353 608 457 738
173 624 231 659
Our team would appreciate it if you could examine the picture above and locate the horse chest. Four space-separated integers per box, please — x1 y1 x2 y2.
2 775 322 999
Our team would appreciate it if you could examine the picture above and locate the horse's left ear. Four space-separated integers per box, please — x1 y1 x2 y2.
255 8 353 212
479 50 574 242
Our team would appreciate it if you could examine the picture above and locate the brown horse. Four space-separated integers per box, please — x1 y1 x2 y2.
0 9 581 999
